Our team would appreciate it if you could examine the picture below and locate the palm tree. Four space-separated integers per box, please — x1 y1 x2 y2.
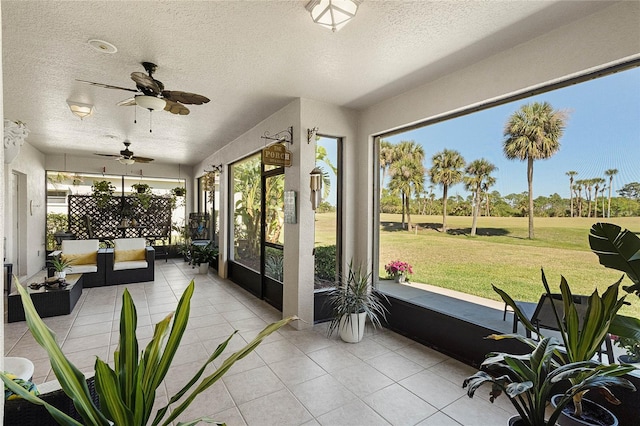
464 159 497 236
593 178 605 218
429 149 466 232
574 181 584 217
585 178 595 218
566 171 578 217
482 176 496 217
503 102 567 239
379 140 395 190
605 168 618 218
388 141 425 231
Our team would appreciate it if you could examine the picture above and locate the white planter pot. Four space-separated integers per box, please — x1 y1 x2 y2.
198 262 209 274
54 271 67 280
339 312 367 343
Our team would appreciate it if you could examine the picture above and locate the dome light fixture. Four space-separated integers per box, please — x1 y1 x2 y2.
135 95 166 111
306 0 360 32
119 157 135 165
66 100 94 120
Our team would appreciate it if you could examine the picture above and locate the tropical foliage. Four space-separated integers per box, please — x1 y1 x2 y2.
429 149 466 232
503 101 568 239
464 158 497 236
0 279 293 425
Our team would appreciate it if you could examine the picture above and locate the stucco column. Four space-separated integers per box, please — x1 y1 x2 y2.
282 126 316 330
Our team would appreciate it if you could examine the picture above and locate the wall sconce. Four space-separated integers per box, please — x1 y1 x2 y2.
306 0 360 32
66 100 94 120
310 167 323 210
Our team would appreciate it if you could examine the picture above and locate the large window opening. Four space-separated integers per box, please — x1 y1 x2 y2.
314 136 342 289
45 171 185 250
375 66 640 319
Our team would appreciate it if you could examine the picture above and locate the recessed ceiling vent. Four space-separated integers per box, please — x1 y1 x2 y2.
87 39 118 54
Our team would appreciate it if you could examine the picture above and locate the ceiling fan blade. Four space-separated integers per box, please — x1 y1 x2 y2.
162 90 210 105
133 156 154 163
131 72 161 94
117 97 137 107
94 153 121 158
164 99 190 115
77 79 138 93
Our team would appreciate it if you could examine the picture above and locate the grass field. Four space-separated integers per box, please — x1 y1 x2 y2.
315 213 640 317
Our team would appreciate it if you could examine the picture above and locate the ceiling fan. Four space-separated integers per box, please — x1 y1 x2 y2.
77 62 210 116
94 141 154 165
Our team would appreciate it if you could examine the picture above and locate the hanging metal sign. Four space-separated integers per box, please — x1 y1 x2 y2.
262 144 292 167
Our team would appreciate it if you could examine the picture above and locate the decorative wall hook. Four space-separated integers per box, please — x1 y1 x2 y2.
261 126 293 145
307 127 319 144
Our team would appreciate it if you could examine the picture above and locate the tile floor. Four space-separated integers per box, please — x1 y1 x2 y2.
5 260 516 425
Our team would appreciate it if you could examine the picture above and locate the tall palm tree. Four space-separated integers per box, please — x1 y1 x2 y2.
388 141 425 231
482 176 496 217
593 178 605 218
464 159 497 236
566 171 578 217
585 178 595 218
429 149 466 232
574 181 584 217
503 102 567 239
379 140 395 189
605 168 618 218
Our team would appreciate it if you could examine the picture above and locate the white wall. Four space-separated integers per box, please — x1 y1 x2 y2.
355 1 640 269
4 141 47 279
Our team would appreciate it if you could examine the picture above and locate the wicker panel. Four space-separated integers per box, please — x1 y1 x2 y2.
68 195 171 241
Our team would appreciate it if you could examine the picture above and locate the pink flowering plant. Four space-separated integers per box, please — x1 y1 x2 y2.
385 260 413 277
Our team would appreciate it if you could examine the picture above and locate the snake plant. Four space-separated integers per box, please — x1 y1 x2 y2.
1 279 293 425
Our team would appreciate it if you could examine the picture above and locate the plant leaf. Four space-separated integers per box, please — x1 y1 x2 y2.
589 222 640 295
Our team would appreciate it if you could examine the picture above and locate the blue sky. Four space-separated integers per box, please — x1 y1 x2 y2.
385 67 640 199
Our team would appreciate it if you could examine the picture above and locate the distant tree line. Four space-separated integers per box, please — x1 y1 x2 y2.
380 102 639 238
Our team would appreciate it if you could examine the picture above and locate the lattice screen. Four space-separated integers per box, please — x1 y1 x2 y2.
68 195 172 241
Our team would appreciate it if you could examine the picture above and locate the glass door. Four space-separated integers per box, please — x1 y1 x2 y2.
261 167 285 310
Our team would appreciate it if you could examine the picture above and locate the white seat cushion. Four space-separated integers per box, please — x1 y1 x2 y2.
113 260 148 271
68 264 98 274
114 238 146 251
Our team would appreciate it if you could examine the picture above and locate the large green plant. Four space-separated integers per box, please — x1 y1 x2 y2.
464 337 635 426
1 279 293 425
495 270 633 419
92 180 115 210
326 261 388 337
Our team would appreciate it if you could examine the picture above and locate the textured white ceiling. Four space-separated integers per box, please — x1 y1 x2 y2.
2 1 613 165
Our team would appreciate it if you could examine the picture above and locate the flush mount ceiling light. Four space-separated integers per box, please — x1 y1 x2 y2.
66 100 94 120
306 0 360 32
135 95 166 111
87 39 118 54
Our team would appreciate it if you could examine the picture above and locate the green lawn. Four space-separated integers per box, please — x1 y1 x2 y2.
316 213 640 317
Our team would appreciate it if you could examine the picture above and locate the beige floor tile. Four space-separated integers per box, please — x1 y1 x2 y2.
400 370 467 410
307 345 362 373
239 388 313 426
210 407 248 426
268 355 326 386
396 343 449 368
316 399 390 426
416 411 463 425
291 374 356 417
223 365 284 405
364 383 438 425
332 362 394 398
255 339 305 364
442 394 516 425
342 336 390 360
366 351 424 381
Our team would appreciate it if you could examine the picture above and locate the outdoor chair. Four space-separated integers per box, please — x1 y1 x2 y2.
512 293 614 363
48 239 106 287
105 238 155 285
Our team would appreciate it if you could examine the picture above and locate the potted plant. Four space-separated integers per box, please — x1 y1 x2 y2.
131 183 152 210
384 260 413 283
464 336 636 426
611 335 640 364
326 261 388 343
91 180 115 210
171 186 186 197
190 242 218 273
496 270 635 425
0 278 294 425
49 256 72 280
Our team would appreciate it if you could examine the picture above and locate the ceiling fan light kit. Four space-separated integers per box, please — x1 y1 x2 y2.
119 157 135 165
66 100 94 120
306 0 360 32
135 95 166 111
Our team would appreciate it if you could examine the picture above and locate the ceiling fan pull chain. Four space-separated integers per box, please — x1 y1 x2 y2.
149 111 153 133
134 105 137 124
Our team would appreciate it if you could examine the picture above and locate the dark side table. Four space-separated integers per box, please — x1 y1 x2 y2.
8 274 83 323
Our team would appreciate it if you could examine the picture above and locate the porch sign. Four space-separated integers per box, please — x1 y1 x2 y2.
262 144 292 167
